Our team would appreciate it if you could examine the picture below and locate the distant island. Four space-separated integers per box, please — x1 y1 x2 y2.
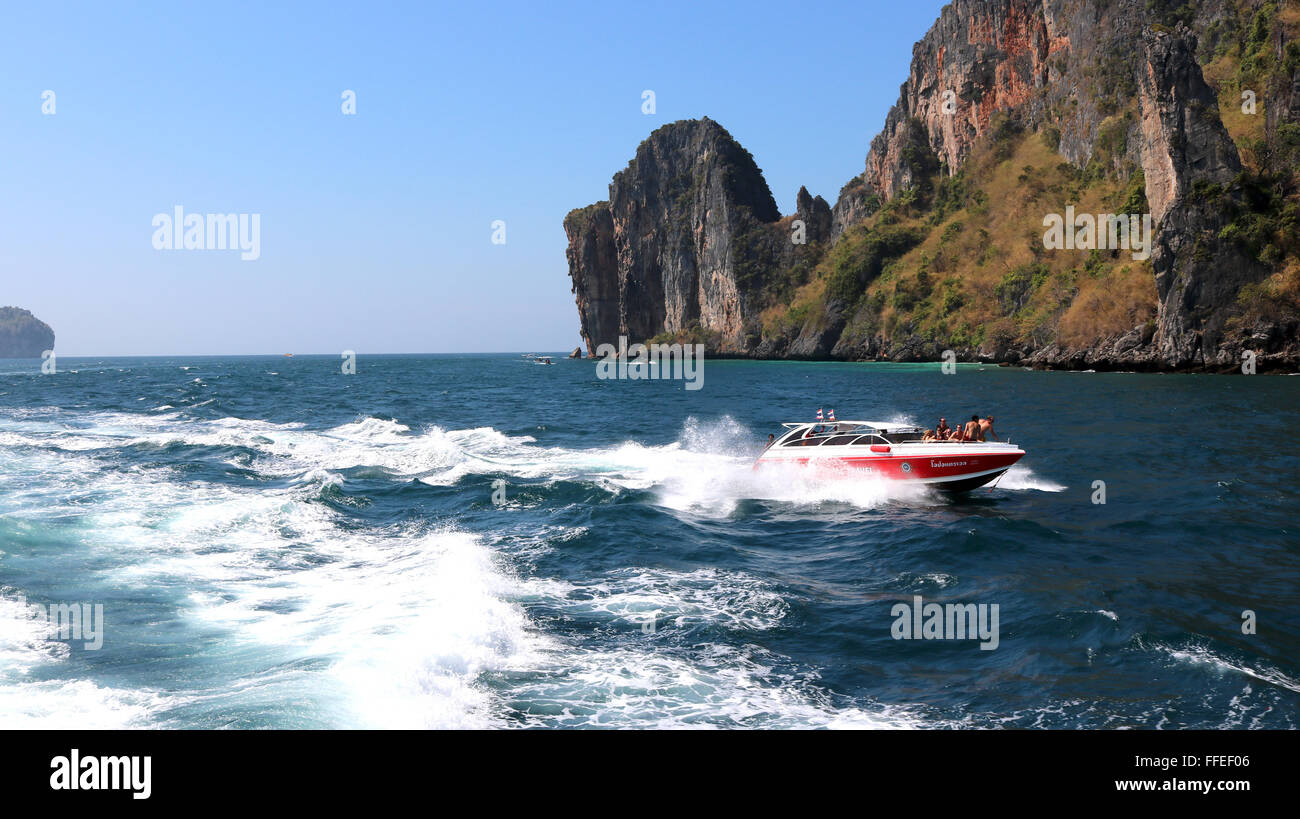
566 1 1300 372
0 307 55 358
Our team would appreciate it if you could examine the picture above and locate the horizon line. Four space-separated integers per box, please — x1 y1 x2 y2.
6 349 586 359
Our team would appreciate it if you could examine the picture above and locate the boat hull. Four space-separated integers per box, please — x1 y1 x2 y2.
753 448 1024 492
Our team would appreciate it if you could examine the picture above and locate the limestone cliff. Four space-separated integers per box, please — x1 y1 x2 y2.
1138 26 1265 367
565 0 1300 371
863 0 1067 200
566 117 824 354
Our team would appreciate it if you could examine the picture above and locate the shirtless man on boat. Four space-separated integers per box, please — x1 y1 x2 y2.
979 416 999 442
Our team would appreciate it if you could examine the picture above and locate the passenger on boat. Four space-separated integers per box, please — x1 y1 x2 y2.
964 415 983 442
765 433 775 449
935 417 950 439
922 429 938 442
980 416 999 441
949 423 966 442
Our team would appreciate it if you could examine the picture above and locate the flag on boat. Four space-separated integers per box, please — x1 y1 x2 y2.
816 408 824 421
828 409 836 422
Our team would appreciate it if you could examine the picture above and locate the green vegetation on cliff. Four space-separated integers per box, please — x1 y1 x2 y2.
764 113 1159 357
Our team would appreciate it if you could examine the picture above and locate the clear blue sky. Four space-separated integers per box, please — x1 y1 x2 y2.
1 0 946 355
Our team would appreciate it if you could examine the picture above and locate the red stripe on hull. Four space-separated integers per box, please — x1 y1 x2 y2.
754 451 1024 484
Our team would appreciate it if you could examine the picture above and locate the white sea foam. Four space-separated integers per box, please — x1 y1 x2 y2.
183 526 549 729
1158 643 1300 694
547 567 790 632
0 592 173 729
0 408 1070 729
0 591 68 675
7 468 549 727
894 572 958 590
506 645 925 729
0 680 172 729
0 417 551 727
996 465 1066 492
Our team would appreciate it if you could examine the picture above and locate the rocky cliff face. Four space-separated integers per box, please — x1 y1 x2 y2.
1137 26 1265 367
565 0 1300 371
566 117 789 354
564 203 619 351
0 307 55 358
864 0 1067 199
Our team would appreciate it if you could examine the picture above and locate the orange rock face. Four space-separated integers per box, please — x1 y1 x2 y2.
865 0 1067 200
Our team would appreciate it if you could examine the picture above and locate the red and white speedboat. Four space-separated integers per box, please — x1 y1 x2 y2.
754 420 1025 492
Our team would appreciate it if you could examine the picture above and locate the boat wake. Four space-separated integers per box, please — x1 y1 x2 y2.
0 408 1071 729
1 409 1067 518
0 592 175 729
0 409 950 729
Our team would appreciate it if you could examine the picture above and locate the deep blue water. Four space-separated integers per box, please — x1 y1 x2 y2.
0 353 1297 728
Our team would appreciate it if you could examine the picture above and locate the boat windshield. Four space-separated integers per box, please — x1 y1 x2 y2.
779 423 876 446
775 424 935 446
774 428 805 446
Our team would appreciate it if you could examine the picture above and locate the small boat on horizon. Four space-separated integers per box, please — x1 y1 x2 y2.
753 419 1024 492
